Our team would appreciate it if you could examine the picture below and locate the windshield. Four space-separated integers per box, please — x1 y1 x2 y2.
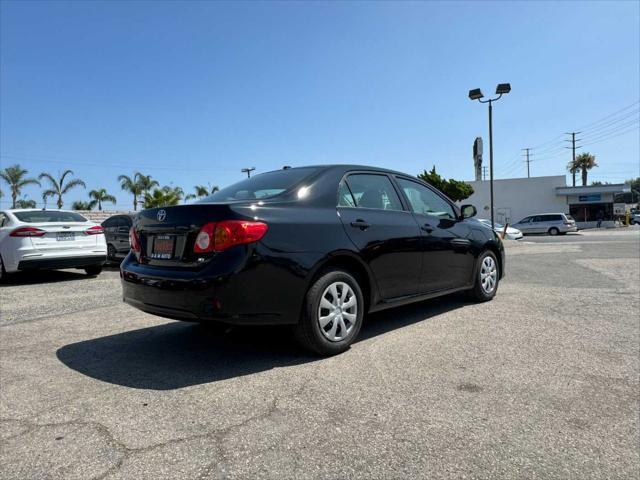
198 168 318 202
13 210 88 223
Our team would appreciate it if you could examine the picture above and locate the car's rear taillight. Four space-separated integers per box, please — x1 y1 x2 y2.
129 227 141 253
10 227 46 237
193 220 268 253
84 225 104 235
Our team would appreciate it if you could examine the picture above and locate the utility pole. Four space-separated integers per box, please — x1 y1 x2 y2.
241 167 255 178
564 132 582 187
522 148 532 178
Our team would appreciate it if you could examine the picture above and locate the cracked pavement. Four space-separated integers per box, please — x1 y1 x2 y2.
1 229 639 479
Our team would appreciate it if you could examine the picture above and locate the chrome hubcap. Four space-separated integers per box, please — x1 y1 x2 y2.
318 282 357 342
480 256 497 294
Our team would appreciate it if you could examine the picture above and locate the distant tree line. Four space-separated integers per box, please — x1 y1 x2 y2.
0 164 218 210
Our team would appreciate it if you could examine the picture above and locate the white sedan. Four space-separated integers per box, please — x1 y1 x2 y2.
476 218 524 240
0 209 107 280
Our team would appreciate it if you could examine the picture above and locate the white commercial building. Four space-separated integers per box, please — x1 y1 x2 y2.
462 175 629 228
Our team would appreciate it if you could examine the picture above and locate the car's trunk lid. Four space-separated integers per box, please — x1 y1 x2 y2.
135 204 239 267
29 222 99 252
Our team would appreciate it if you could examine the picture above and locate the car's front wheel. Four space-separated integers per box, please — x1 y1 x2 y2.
468 250 499 302
294 269 364 356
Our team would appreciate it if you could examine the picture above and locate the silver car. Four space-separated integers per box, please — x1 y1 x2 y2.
511 213 577 236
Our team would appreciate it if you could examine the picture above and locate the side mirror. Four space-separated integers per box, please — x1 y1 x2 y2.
461 204 477 219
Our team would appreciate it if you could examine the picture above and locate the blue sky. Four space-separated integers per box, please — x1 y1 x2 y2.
1 0 638 209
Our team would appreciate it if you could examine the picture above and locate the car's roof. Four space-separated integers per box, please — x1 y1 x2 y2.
4 208 78 213
528 212 567 215
264 164 420 178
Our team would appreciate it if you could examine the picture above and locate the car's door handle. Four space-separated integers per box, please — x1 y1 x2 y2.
421 223 433 233
350 219 371 230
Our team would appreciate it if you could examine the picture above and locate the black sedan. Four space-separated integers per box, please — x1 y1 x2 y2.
121 165 504 355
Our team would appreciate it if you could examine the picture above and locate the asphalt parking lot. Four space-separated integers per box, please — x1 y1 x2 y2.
1 228 639 479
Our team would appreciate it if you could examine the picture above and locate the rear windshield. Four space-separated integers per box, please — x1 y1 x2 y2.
565 215 574 221
13 211 88 223
198 168 318 202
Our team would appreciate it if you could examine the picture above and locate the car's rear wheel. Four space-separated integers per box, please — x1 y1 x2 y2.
468 250 499 302
107 244 117 261
548 227 559 235
84 265 103 276
0 255 6 282
294 269 364 356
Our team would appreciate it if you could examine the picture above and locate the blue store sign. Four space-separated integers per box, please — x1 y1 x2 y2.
578 194 602 202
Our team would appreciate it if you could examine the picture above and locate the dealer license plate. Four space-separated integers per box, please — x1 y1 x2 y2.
151 235 175 259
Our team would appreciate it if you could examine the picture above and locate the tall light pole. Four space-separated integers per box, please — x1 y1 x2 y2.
469 83 511 230
241 167 255 178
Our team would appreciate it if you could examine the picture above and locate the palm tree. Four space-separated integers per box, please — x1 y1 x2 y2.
72 200 93 210
185 184 219 201
136 173 159 197
39 170 86 209
88 188 117 211
15 197 37 209
567 159 580 187
142 187 182 209
574 152 598 186
0 164 40 208
117 173 142 211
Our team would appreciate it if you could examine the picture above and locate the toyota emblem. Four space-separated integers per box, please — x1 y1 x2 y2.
157 209 166 222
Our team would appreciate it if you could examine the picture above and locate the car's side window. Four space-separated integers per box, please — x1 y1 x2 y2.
0 213 6 227
532 216 543 223
337 181 356 207
340 174 403 211
395 177 456 220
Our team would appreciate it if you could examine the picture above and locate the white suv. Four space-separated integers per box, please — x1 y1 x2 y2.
511 213 577 236
0 209 107 279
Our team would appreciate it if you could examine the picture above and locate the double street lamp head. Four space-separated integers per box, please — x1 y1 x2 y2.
468 83 511 101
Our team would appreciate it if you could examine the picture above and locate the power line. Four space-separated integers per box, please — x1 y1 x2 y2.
576 100 640 131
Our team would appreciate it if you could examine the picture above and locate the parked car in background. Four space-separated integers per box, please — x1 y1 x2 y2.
0 209 106 280
121 165 505 356
475 218 523 240
630 213 640 225
102 214 135 261
511 213 577 236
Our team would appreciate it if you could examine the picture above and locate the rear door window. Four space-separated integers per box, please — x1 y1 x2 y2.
341 174 403 211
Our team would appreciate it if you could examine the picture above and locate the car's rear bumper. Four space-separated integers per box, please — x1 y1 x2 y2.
120 247 313 325
18 255 106 271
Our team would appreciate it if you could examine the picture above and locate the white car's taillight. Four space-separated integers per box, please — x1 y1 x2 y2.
84 225 105 235
9 227 46 237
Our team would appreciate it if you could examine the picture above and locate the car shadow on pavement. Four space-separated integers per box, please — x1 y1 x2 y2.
0 266 120 286
56 295 468 390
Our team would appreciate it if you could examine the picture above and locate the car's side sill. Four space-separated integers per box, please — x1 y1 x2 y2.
369 285 472 313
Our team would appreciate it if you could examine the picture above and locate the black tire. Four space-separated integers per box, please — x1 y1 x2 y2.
548 227 559 236
84 265 103 276
107 244 117 261
294 269 364 356
467 250 500 302
0 255 6 283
